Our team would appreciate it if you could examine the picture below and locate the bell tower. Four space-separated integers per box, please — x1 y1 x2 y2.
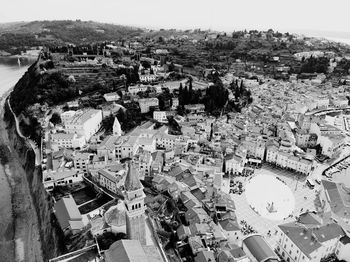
124 162 146 245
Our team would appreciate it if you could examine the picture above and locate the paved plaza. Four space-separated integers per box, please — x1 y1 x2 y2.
245 174 295 221
230 164 320 248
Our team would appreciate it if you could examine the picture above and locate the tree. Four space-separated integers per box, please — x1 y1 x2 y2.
50 112 62 125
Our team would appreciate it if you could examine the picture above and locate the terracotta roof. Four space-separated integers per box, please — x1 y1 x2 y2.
322 180 350 220
278 221 344 257
54 194 82 230
194 250 215 262
243 234 279 262
105 240 146 262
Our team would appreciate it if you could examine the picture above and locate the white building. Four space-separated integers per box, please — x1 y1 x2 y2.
172 97 179 110
153 111 168 123
120 136 139 159
335 236 350 262
61 110 77 124
138 98 159 113
128 84 149 95
103 92 120 102
136 136 156 153
155 133 177 150
277 219 345 262
318 134 345 158
43 169 83 191
98 167 125 194
139 74 156 83
225 154 246 174
266 145 279 163
51 133 86 150
65 109 103 141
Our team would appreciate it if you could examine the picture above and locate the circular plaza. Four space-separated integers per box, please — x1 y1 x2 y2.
245 174 295 221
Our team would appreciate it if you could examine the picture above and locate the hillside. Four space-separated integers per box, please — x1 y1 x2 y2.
0 20 143 54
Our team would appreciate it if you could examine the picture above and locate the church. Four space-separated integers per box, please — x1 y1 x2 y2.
104 162 164 262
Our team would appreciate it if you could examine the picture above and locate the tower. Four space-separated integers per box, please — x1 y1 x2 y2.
124 162 146 245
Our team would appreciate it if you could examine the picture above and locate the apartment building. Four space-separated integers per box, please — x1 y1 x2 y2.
138 98 159 113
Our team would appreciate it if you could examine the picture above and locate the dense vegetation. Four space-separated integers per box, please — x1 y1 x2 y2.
10 64 77 115
0 20 143 55
300 56 329 74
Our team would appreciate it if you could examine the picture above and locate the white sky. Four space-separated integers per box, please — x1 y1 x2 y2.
1 0 350 34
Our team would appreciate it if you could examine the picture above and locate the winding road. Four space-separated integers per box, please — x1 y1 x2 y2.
7 94 41 166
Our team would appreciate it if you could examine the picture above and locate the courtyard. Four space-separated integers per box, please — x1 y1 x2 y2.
230 164 320 248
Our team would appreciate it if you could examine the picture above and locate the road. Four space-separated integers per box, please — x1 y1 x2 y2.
7 94 41 166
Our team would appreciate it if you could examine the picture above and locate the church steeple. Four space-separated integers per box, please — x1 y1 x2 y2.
124 161 146 245
125 162 142 191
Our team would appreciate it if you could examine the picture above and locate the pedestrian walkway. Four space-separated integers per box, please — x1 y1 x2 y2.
230 165 318 248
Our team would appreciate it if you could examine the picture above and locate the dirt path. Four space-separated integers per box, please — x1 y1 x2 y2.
0 94 43 262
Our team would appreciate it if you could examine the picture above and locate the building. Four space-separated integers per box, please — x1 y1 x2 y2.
184 104 205 114
277 218 345 262
225 153 246 174
65 109 103 141
194 250 216 262
318 134 345 158
335 236 350 262
320 180 350 223
61 110 76 124
104 92 120 102
50 133 86 150
115 136 139 159
128 84 149 95
242 234 279 262
138 98 159 113
43 169 83 191
124 162 146 245
244 140 266 159
266 145 279 163
172 97 179 110
139 74 156 83
74 152 90 175
295 129 310 148
217 244 249 262
104 240 162 262
153 111 168 123
98 168 124 194
155 133 177 150
97 136 118 161
54 194 84 235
